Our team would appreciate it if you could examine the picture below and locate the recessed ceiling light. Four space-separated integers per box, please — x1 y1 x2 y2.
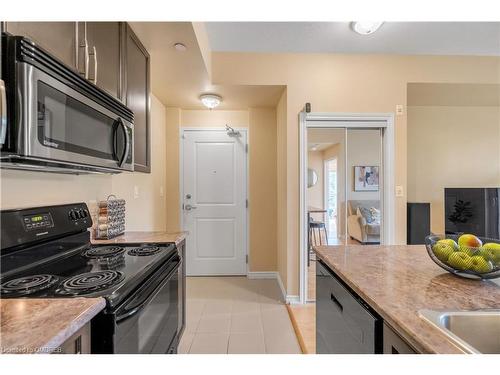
351 22 384 35
200 94 222 109
174 43 187 52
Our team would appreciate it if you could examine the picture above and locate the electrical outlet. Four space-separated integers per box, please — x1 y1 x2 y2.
134 186 140 199
396 104 404 115
395 185 404 197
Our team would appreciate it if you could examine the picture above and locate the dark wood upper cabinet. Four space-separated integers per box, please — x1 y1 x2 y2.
124 24 151 173
4 22 78 71
85 22 123 99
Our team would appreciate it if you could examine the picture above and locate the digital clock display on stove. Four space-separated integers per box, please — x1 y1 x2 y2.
23 213 54 231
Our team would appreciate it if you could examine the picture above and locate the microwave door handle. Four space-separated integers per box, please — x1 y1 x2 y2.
119 121 129 168
115 257 180 323
0 80 6 146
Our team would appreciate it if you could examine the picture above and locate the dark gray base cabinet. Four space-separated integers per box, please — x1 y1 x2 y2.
383 323 418 354
316 260 382 354
316 259 419 354
56 323 91 354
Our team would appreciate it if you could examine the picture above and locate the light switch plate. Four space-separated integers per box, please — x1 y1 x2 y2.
396 105 404 115
134 186 140 199
159 186 164 197
395 185 404 197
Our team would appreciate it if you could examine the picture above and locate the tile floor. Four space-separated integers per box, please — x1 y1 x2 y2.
178 276 302 354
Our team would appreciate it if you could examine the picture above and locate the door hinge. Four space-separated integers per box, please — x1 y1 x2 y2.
246 199 248 208
245 144 248 153
246 255 248 264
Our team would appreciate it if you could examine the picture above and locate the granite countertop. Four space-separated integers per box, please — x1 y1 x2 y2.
0 298 105 354
314 245 500 354
91 231 186 246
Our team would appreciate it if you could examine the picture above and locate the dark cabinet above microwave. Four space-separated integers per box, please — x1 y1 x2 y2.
3 22 78 71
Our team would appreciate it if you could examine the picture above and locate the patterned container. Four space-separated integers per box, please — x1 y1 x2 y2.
94 195 126 239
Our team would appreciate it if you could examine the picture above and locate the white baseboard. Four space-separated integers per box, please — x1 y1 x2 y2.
248 271 302 305
247 271 278 279
285 295 301 304
276 273 286 301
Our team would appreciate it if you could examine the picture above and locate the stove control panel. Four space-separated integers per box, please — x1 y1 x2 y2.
68 208 89 221
23 213 54 231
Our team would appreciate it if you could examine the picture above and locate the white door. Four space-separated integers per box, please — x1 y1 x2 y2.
182 129 248 276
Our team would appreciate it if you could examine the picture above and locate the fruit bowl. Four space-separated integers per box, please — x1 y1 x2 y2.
425 234 500 280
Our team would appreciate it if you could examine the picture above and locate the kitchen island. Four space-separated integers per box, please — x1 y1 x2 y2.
0 298 105 354
314 245 500 354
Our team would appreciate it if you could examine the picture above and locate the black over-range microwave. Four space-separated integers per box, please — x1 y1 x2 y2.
0 33 134 174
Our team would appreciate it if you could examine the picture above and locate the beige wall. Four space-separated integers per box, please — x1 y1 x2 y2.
164 108 278 273
211 52 500 295
112 95 168 231
1 95 169 232
407 105 500 234
276 89 288 291
248 108 277 271
346 130 382 202
307 150 324 211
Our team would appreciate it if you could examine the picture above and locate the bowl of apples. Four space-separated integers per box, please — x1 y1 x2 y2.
425 234 500 280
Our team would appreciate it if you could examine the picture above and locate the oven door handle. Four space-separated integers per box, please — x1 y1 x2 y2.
0 80 7 147
115 256 180 323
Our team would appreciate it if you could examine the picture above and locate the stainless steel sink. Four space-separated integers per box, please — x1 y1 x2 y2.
419 309 500 354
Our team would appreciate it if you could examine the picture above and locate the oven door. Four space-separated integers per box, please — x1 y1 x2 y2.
17 62 133 171
114 255 180 354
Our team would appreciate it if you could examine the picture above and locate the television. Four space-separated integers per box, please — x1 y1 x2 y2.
444 188 500 239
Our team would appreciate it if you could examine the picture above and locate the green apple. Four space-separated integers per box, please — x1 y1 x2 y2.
432 241 456 262
447 252 473 271
470 256 494 274
438 239 459 250
459 245 481 257
480 243 500 265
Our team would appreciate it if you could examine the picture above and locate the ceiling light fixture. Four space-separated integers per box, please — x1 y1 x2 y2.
200 94 222 109
351 21 384 35
174 42 187 52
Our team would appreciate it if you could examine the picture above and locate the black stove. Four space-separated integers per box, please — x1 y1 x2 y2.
1 233 176 308
0 203 184 354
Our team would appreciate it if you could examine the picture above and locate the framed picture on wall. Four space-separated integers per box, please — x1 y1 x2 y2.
354 166 379 191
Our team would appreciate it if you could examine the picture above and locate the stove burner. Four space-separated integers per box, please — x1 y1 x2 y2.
128 246 162 256
82 246 125 259
0 274 59 297
58 270 124 295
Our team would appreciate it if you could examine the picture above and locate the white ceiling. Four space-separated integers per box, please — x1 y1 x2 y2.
205 22 500 56
129 22 283 109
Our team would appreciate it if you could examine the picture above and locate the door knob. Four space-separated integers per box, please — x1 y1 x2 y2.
184 204 197 211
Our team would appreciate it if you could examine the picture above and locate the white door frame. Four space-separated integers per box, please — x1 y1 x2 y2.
299 112 395 304
180 127 250 275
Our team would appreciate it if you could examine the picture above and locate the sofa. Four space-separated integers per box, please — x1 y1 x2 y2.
347 200 381 244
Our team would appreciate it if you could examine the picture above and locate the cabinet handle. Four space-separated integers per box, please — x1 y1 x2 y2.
77 22 90 79
88 46 97 84
330 293 343 312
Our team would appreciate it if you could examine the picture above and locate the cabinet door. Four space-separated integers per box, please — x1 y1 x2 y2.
124 24 151 173
85 22 123 99
383 322 418 354
4 22 77 71
57 323 91 354
316 260 380 354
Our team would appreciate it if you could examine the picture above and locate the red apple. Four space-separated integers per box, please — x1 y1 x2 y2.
458 234 483 255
